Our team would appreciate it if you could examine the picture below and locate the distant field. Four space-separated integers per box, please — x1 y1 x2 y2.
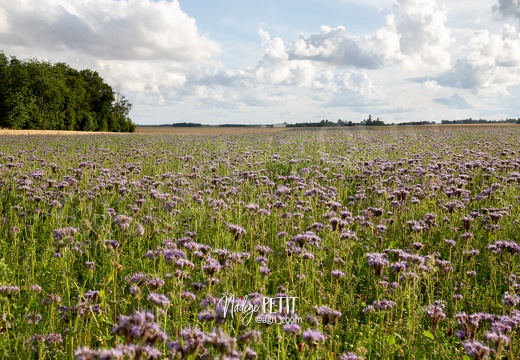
0 124 517 135
137 123 519 134
135 126 293 134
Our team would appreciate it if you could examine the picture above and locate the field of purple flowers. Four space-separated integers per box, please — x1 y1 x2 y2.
0 127 520 359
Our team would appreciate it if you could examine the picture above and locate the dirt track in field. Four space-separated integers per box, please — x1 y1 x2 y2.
0 129 116 135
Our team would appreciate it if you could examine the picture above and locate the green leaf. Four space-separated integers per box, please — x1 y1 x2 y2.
387 334 396 345
424 330 434 340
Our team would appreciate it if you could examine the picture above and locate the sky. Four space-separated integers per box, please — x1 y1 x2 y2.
1 0 520 125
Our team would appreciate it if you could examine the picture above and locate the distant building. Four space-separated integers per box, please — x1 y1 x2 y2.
273 122 287 128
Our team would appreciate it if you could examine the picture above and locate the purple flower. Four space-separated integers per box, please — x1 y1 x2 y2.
390 261 407 273
176 327 206 356
463 340 491 360
0 285 19 297
424 300 446 330
293 231 322 247
306 315 319 326
124 272 147 285
202 258 221 276
339 230 359 241
302 329 326 349
42 293 61 305
147 293 170 307
436 259 453 275
485 331 510 346
371 300 396 311
113 214 133 230
52 227 79 241
45 333 63 345
444 239 457 247
254 245 273 255
30 284 42 293
113 311 168 346
104 240 120 250
366 253 389 276
502 292 520 307
340 353 359 360
227 224 246 240
462 216 474 231
412 242 423 250
181 291 196 301
204 328 237 355
487 240 520 254
314 306 342 326
283 324 301 335
331 270 346 279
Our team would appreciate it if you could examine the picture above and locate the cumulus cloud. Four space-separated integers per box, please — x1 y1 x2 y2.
0 0 226 107
319 71 385 108
427 24 520 95
0 0 220 62
287 26 383 69
433 94 473 109
0 0 472 118
367 0 454 71
492 0 520 22
181 28 386 112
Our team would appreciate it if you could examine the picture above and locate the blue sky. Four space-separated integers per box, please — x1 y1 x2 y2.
1 0 520 125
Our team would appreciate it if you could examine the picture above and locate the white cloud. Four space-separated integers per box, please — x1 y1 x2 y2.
367 0 454 71
432 24 520 95
422 79 441 89
319 71 385 107
287 26 383 69
173 28 386 112
0 0 225 107
0 0 220 62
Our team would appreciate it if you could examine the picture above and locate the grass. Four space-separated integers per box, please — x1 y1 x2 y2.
0 126 519 359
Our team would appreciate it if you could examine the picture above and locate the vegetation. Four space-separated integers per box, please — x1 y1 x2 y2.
171 122 203 127
360 114 385 126
1 127 520 359
288 115 385 128
441 118 520 125
398 121 437 126
0 52 135 132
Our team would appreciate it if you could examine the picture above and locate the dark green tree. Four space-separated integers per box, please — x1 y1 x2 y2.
0 53 135 132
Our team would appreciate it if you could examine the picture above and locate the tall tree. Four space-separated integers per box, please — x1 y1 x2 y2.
0 54 135 132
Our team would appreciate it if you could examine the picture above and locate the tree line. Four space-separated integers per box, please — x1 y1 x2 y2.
0 52 135 132
441 118 520 124
287 115 386 127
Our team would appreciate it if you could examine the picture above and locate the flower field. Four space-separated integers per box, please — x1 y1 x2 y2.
1 126 520 359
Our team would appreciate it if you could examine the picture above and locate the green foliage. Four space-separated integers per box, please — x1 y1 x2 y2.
0 52 135 132
442 118 519 124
